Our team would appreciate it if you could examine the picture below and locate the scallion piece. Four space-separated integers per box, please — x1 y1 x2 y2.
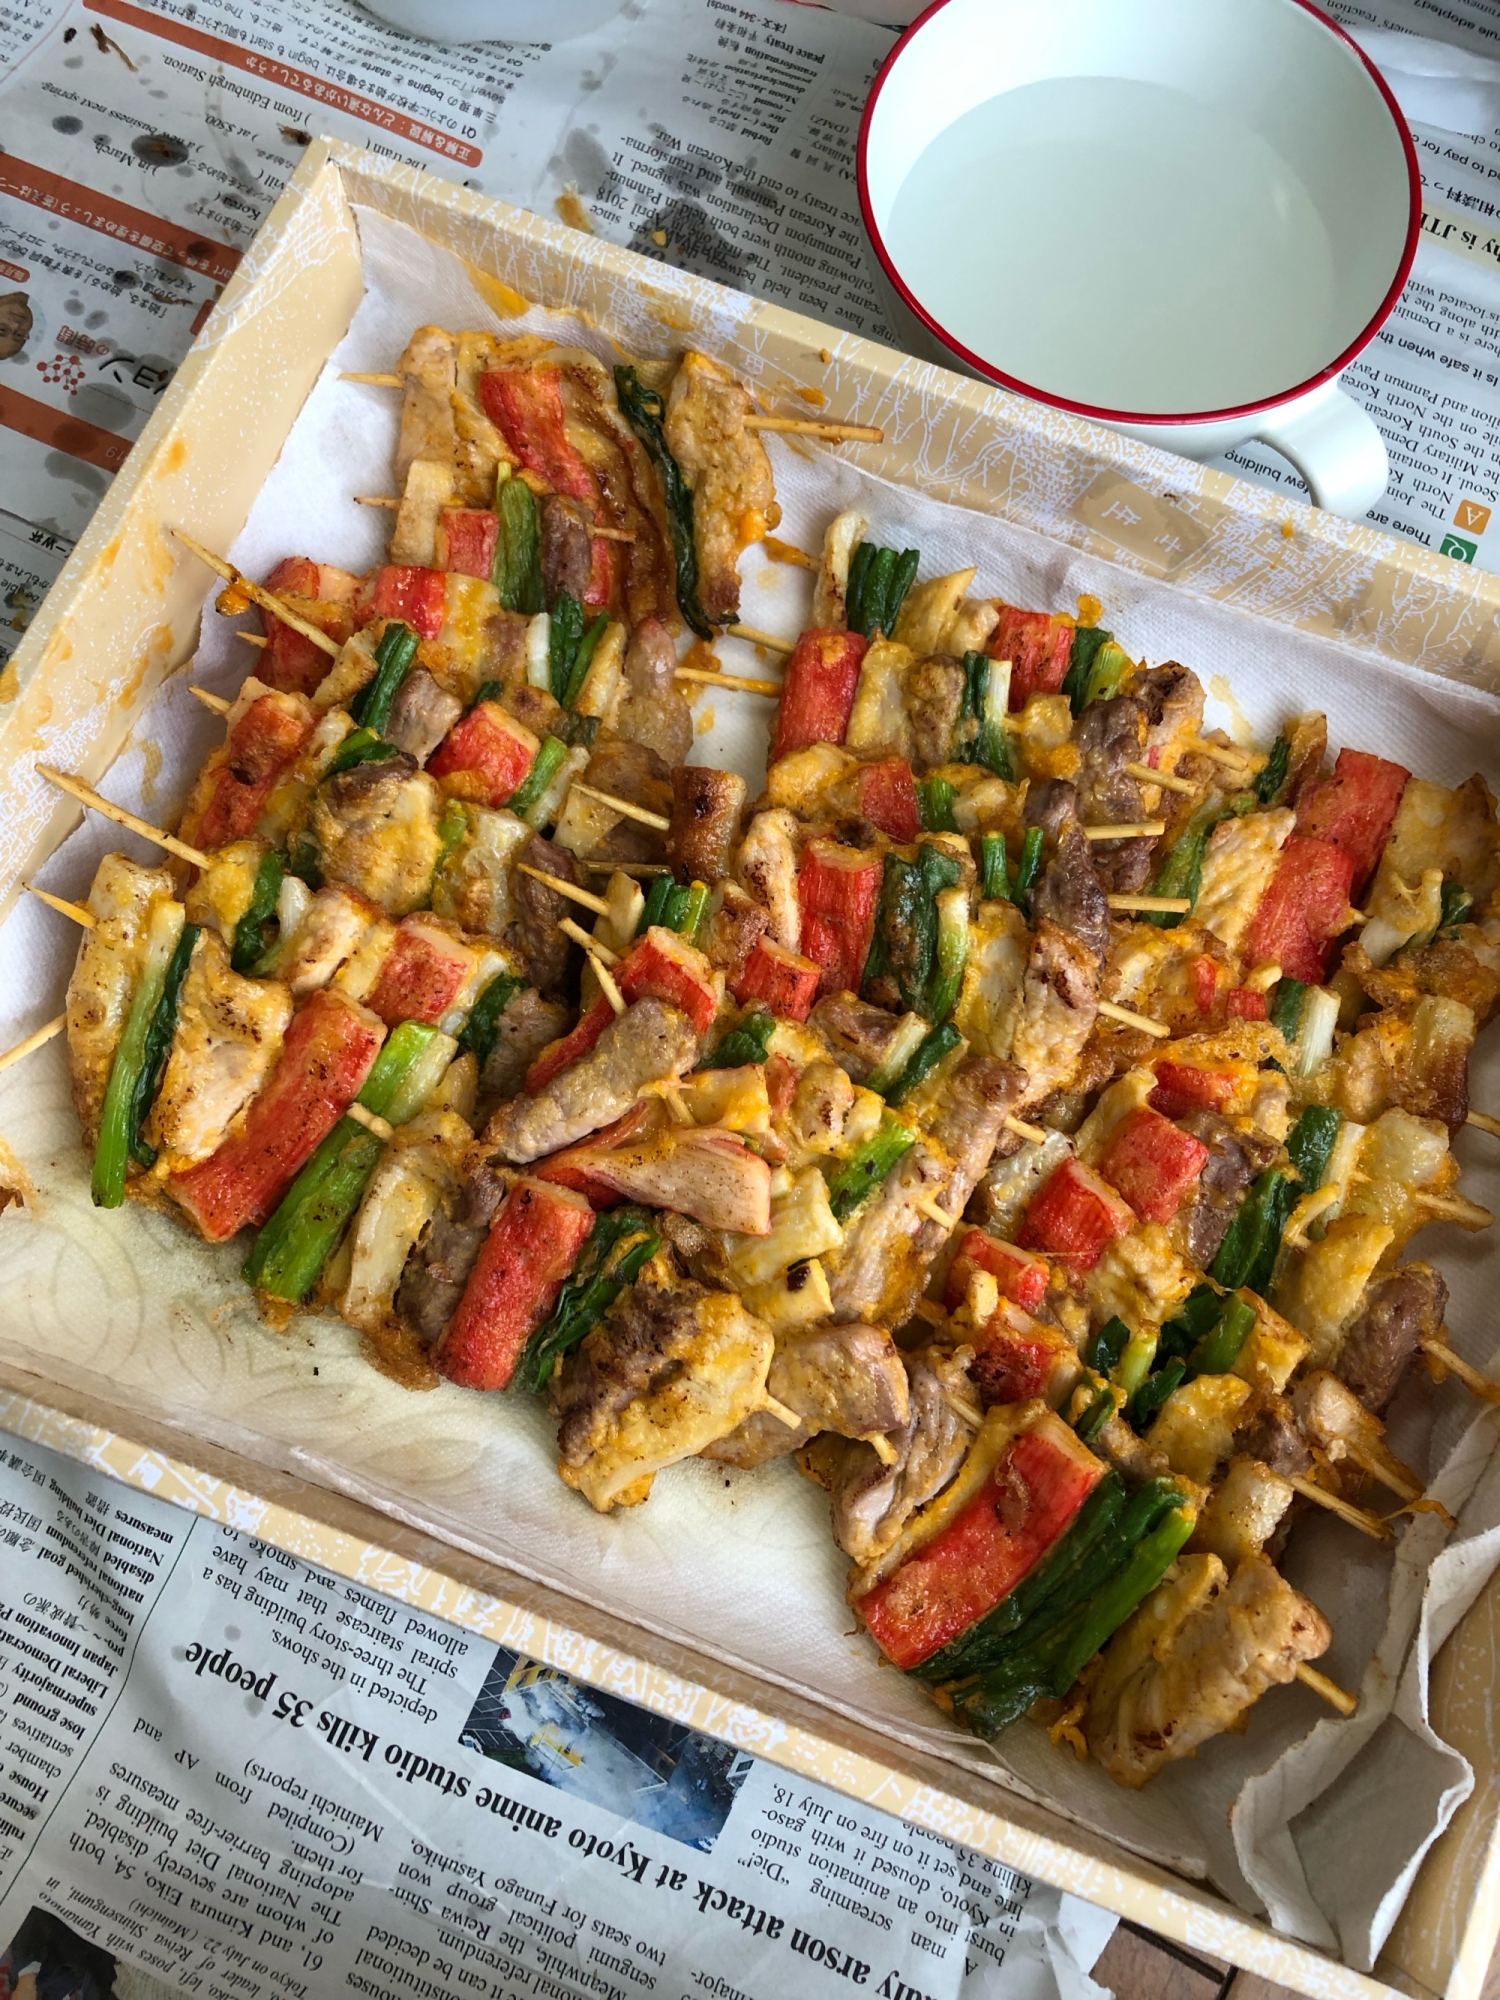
825 1115 916 1224
91 912 181 1208
1062 625 1111 714
1269 977 1307 1040
1256 733 1290 805
699 1007 776 1070
505 734 567 822
1012 825 1044 914
517 1208 661 1395
230 849 284 975
980 831 1010 903
638 874 676 934
458 971 523 1070
614 364 712 640
930 886 969 1023
883 1021 961 1107
495 475 543 616
127 921 200 1170
562 611 610 710
1439 880 1473 933
1125 1356 1187 1433
865 1012 930 1097
1187 1293 1256 1377
1086 1316 1130 1374
326 728 401 777
350 620 418 735
548 590 586 703
918 777 957 833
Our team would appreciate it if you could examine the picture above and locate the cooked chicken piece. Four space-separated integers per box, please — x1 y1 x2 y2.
1146 1373 1253 1486
1073 697 1152 892
971 1131 1072 1237
476 988 574 1114
891 569 976 655
842 638 915 762
1336 1107 1455 1256
1306 994 1475 1137
808 990 901 1084
667 766 746 885
309 756 446 918
1292 1369 1422 1499
786 1061 857 1157
486 996 697 1164
806 1346 977 1570
705 1321 910 1467
340 1109 471 1341
395 324 512 507
64 854 179 1147
952 899 1029 1061
431 804 532 940
540 492 595 607
387 668 463 765
1026 781 1110 965
662 350 776 625
396 1148 510 1347
1011 922 1100 1111
613 617 693 767
1337 1263 1448 1413
737 808 802 950
811 510 869 629
1174 1110 1281 1269
1263 710 1327 810
1362 775 1500 963
141 931 292 1169
1237 1396 1313 1478
702 883 770 983
1192 1458 1295 1568
504 832 583 994
273 886 373 996
545 1123 772 1235
1194 808 1294 956
1085 1554 1330 1787
549 1263 774 1510
827 1057 1023 1328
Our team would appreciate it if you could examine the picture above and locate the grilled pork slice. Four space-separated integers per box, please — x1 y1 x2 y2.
809 990 903 1085
803 1346 977 1572
662 350 776 625
667 766 747 885
476 988 574 1114
549 1265 774 1511
736 808 801 951
394 324 511 507
64 853 178 1146
396 1148 510 1348
1027 780 1110 966
614 617 693 767
1073 697 1152 893
486 997 697 1165
506 832 585 993
340 1110 471 1347
387 667 463 764
1175 1110 1281 1270
704 1322 910 1468
1337 1263 1448 1413
277 886 376 996
543 1123 772 1236
309 756 447 918
1010 923 1100 1112
143 931 293 1169
827 1057 1024 1330
1084 1554 1331 1787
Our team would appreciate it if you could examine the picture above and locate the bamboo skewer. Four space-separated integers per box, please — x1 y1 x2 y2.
355 494 399 508
1296 1662 1357 1716
26 885 93 928
174 529 342 659
355 493 636 541
190 685 232 716
675 666 782 696
37 766 209 870
866 1432 899 1466
560 915 617 962
342 371 403 386
1097 999 1171 1038
726 624 795 654
0 1014 65 1075
1003 1113 1049 1144
516 864 609 916
1286 1473 1392 1543
1419 1334 1500 1404
762 1394 806 1428
915 1196 959 1231
1191 738 1252 769
572 781 671 833
1107 895 1192 915
347 1101 395 1142
1082 821 1167 842
1412 1189 1494 1229
1344 1440 1423 1505
1466 1110 1500 1139
239 631 270 649
589 951 627 1015
1124 762 1196 797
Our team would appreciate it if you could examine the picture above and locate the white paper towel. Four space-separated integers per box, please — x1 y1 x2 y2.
5 207 1500 1964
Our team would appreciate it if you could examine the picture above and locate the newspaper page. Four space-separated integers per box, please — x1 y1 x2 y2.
0 1427 1117 2000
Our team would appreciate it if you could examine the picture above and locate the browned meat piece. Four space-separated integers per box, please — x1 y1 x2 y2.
310 755 446 918
540 493 594 608
1026 780 1110 965
827 1057 1024 1327
1265 711 1328 809
507 832 582 994
736 808 801 949
548 1263 773 1510
557 358 677 629
705 1323 910 1468
1354 932 1500 1033
476 988 574 1112
505 682 566 741
1337 1264 1448 1412
657 1209 734 1288
580 737 672 863
485 997 698 1164
702 883 769 981
807 1346 976 1571
476 608 533 700
1010 921 1101 1110
394 325 511 508
810 990 903 1085
1134 662 1205 759
614 617 693 767
1237 1397 1312 1477
1178 1110 1282 1269
387 667 464 765
662 350 777 625
1073 698 1152 893
906 657 965 770
396 1153 510 1347
667 765 746 884
1085 1554 1331 1787
1317 994 1476 1136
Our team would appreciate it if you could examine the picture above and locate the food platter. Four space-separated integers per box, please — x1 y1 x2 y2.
2 145 1500 2000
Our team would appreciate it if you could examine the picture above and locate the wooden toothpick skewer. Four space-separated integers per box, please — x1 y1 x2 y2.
560 915 617 962
1191 738 1252 769
1285 1473 1392 1543
1003 1113 1049 1144
516 863 609 916
762 1393 806 1429
356 493 636 540
1124 762 1196 797
589 950 627 1015
1419 1334 1500 1403
915 1196 959 1231
1295 1662 1357 1716
1466 1110 1500 1138
726 624 795 654
190 685 232 716
37 765 209 870
573 781 671 833
346 1101 395 1141
1097 999 1171 1038
1344 1440 1423 1505
26 885 93 928
338 373 884 444
1107 894 1192 915
174 529 342 659
355 494 399 508
1412 1189 1494 1229
1082 821 1167 842
240 631 270 649
0 1014 65 1075
866 1432 899 1466
675 666 782 696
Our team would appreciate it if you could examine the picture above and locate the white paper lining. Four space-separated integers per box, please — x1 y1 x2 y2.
4 207 1500 1969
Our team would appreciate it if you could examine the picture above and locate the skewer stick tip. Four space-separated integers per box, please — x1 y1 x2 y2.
189 684 232 715
573 780 671 833
36 764 209 870
762 1393 806 1429
725 624 795 655
1003 1113 1050 1144
346 1101 395 1142
588 950 627 1016
560 915 618 963
25 884 94 929
1097 998 1171 1039
0 1013 66 1075
515 863 610 916
1295 1662 1357 1716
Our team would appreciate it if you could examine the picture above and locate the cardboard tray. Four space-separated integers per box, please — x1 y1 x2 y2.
5 138 1500 2000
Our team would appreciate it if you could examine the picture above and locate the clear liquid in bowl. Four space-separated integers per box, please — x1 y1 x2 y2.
882 75 1339 415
